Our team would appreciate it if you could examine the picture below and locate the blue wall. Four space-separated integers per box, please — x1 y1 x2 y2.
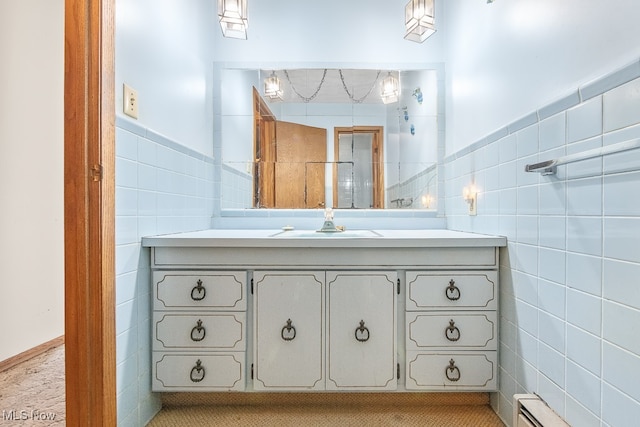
445 63 640 426
114 2 640 426
114 118 215 425
114 0 216 424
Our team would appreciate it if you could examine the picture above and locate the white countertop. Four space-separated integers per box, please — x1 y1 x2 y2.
142 229 506 248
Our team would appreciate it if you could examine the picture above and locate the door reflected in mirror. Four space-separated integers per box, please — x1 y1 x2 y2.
219 67 439 210
334 127 384 209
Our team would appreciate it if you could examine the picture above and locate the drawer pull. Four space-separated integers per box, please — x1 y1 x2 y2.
445 319 461 342
190 319 206 342
190 279 206 301
281 319 296 341
190 359 205 383
445 359 461 382
446 279 461 301
355 320 370 342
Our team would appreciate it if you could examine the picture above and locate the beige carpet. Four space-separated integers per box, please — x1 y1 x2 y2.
0 345 65 426
149 392 505 426
0 348 504 427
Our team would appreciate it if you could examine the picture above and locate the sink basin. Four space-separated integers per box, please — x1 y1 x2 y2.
270 229 383 238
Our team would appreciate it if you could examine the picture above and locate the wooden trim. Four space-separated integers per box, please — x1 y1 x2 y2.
253 88 276 208
0 336 65 374
372 129 385 209
253 86 275 119
333 127 340 208
64 0 116 425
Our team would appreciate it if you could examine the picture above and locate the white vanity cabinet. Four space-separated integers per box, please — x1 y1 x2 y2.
405 271 498 390
151 271 247 391
143 228 505 394
253 271 325 390
253 271 397 391
326 272 397 390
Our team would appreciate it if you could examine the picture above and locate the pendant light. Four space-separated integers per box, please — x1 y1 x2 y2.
404 0 436 43
218 0 248 39
380 72 399 104
264 72 283 101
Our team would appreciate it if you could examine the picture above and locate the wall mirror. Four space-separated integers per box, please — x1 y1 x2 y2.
219 67 440 210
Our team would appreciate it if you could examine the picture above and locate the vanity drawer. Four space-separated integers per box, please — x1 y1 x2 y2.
406 351 497 391
406 312 497 351
153 271 246 311
406 271 497 311
152 352 245 391
153 313 246 351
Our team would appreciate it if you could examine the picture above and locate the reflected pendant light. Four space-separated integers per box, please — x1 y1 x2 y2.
404 0 436 43
380 72 399 104
218 0 248 39
264 72 283 101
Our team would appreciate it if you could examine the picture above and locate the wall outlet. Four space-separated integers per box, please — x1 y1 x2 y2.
123 84 139 119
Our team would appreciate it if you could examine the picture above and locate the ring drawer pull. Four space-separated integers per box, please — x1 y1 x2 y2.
190 279 206 301
445 359 461 382
444 359 460 382
445 319 461 342
446 279 461 301
190 319 206 342
190 359 205 383
355 320 370 342
281 319 296 341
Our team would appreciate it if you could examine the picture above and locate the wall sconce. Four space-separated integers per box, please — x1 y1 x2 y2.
421 194 433 209
218 0 248 39
264 72 283 101
462 185 477 216
404 0 436 43
380 72 399 104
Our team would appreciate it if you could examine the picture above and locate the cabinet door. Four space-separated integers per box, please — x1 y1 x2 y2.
326 271 397 390
253 271 325 390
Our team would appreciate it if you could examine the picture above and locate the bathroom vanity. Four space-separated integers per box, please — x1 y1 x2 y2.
142 229 506 393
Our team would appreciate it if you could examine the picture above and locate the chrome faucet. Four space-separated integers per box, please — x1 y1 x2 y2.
318 208 342 232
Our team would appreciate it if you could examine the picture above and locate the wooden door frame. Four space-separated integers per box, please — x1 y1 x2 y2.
253 88 276 208
333 126 385 209
64 0 116 425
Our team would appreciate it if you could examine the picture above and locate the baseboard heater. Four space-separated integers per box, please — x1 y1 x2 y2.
513 394 570 427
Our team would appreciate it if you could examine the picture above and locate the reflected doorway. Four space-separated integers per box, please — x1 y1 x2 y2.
333 127 384 209
253 89 327 208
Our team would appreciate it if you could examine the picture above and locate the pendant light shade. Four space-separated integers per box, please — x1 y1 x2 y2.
380 72 399 104
218 0 248 39
264 72 283 101
404 0 436 43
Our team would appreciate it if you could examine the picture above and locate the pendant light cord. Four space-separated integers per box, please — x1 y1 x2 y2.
284 69 328 103
339 70 381 103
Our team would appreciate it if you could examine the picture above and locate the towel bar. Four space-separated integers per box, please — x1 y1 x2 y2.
525 138 640 175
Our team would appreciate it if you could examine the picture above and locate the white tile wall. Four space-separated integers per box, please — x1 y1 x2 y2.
221 164 252 209
114 117 214 426
445 69 640 425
